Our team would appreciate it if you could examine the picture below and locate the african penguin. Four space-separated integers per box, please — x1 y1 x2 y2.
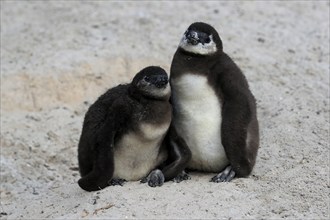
170 22 259 182
78 66 187 191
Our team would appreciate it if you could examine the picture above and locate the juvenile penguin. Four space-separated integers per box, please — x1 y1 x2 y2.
170 22 259 182
78 66 186 191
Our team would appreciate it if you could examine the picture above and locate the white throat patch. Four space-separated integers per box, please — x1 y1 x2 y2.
149 83 171 98
179 34 217 55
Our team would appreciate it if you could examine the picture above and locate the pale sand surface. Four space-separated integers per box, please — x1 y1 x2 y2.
1 1 329 219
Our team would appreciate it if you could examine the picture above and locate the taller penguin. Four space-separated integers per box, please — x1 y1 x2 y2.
170 22 259 182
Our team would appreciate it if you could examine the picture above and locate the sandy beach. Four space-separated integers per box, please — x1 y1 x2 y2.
1 1 329 219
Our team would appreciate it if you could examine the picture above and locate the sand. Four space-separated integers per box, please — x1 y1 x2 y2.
1 1 329 219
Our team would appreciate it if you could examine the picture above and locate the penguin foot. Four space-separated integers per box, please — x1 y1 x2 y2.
211 166 236 183
140 169 165 187
109 178 127 186
172 170 191 183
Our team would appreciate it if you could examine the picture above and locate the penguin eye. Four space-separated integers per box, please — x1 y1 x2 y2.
205 37 211 43
144 76 150 82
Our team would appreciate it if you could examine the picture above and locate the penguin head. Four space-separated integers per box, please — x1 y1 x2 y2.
131 66 171 100
179 22 223 55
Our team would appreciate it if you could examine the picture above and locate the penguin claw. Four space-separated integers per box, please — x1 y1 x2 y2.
140 169 165 187
211 166 236 183
109 178 127 186
140 177 148 184
173 170 191 183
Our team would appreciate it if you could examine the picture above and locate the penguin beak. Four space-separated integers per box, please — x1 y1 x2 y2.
186 30 199 45
154 75 168 88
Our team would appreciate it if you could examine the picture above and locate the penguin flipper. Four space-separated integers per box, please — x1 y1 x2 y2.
78 143 114 191
221 94 257 178
78 116 119 192
161 125 192 181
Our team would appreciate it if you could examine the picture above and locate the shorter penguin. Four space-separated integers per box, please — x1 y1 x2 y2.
170 22 260 182
78 66 189 191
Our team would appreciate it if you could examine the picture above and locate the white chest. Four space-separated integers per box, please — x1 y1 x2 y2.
112 122 169 180
171 74 228 172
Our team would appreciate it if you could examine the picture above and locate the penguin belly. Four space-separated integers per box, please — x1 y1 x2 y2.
112 122 169 180
171 74 229 172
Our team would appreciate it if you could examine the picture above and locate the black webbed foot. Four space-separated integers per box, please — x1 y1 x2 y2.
109 178 127 186
172 170 191 183
211 165 236 183
140 169 165 187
